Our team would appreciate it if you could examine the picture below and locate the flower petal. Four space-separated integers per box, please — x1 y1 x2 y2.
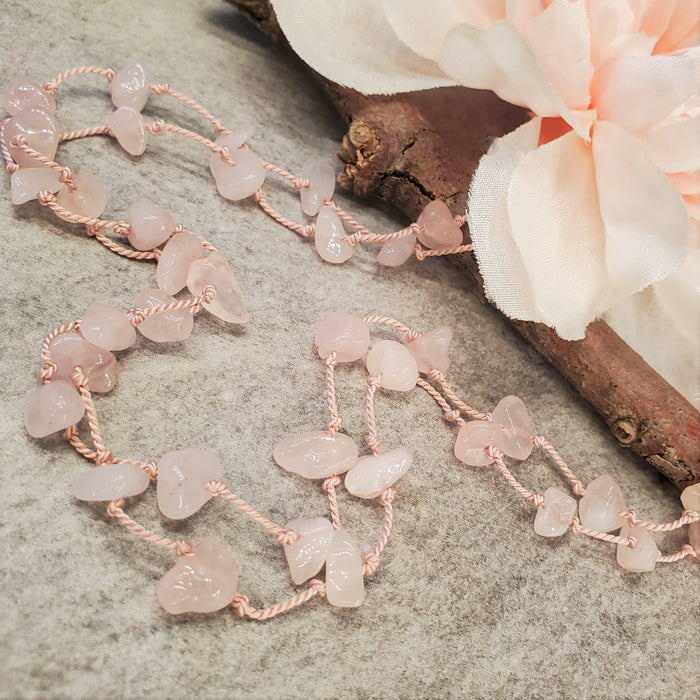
642 114 700 173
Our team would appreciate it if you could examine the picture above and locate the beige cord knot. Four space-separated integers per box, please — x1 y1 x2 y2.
106 499 125 517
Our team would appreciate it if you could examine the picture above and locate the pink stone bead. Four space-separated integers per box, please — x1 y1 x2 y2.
689 520 700 553
406 326 452 374
106 107 146 156
10 167 61 205
133 288 193 342
72 463 150 501
325 527 365 608
24 380 85 438
579 474 626 532
492 395 534 461
366 340 418 392
416 200 463 249
454 420 499 467
5 107 60 167
209 139 266 201
344 447 413 499
126 199 175 251
283 517 334 584
111 59 150 112
617 524 658 572
157 538 239 614
3 76 55 116
156 231 203 294
157 448 223 520
186 252 249 324
533 487 577 537
56 170 107 218
314 312 370 362
274 430 358 479
300 158 335 216
80 302 136 351
216 127 255 153
377 233 416 267
680 483 700 512
49 330 119 393
315 205 354 263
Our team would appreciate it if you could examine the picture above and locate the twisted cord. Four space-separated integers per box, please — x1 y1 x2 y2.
231 579 326 620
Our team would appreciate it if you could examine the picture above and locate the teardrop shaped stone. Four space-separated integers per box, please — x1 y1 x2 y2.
680 483 700 512
133 288 194 342
106 107 146 156
314 312 370 362
72 463 150 501
56 170 106 218
126 199 175 250
377 233 416 267
315 205 354 263
5 107 60 167
689 520 700 552
210 146 266 201
325 527 365 608
579 474 626 532
283 517 334 584
492 395 533 461
186 252 249 324
49 330 119 393
300 158 335 216
345 447 413 499
416 200 463 249
156 231 203 294
80 303 136 351
111 59 150 112
273 431 358 479
11 167 62 205
24 380 85 438
534 487 577 537
616 524 658 572
3 76 55 115
406 326 452 374
454 420 499 467
366 340 418 392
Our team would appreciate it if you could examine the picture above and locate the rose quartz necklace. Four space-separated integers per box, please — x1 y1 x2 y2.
4 62 699 619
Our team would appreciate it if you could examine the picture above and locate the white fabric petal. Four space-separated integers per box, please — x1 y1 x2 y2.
505 0 544 34
667 170 700 195
642 114 700 173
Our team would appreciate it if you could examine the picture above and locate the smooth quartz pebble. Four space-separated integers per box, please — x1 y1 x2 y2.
157 538 239 614
3 76 55 115
111 59 150 111
186 252 249 323
80 303 136 351
56 170 107 219
492 395 534 460
283 517 334 584
680 483 700 512
300 158 335 216
11 167 61 205
273 431 359 479
617 524 658 572
416 200 463 249
689 520 700 552
72 463 150 501
157 448 223 520
133 288 193 342
209 141 266 201
454 420 499 467
406 326 452 374
5 107 60 167
24 380 85 438
534 487 577 537
325 527 365 608
377 233 416 267
156 231 203 294
126 199 175 250
345 447 413 499
366 340 418 392
314 312 370 362
106 107 146 156
315 205 354 263
579 474 626 532
49 330 119 392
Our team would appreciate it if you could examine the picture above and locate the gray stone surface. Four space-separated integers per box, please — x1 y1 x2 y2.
1 2 697 698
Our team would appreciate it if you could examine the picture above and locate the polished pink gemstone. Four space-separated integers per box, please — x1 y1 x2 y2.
366 340 418 391
49 330 119 393
156 231 203 294
534 487 577 537
617 524 658 572
325 527 365 608
680 484 700 512
56 170 107 218
300 158 335 216
133 288 193 342
579 474 626 532
377 233 416 267
454 420 499 467
209 138 266 201
689 520 700 553
111 59 150 111
274 430 358 479
5 107 60 167
72 463 150 501
283 517 334 584
315 205 354 263
314 312 370 362
10 167 61 205
344 447 413 499
106 107 146 156
406 326 452 374
215 127 255 153
80 303 136 351
3 76 55 115
187 252 249 323
416 200 463 249
492 395 534 460
24 380 85 438
126 199 175 250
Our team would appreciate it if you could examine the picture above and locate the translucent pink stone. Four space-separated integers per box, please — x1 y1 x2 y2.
325 527 365 608
5 108 60 167
49 330 119 393
300 158 335 216
133 289 193 342
579 474 626 532
617 524 658 572
273 430 358 479
157 538 238 614
56 170 106 218
111 59 150 112
416 200 463 249
314 312 370 362
126 199 175 251
156 231 203 294
454 420 499 467
344 447 413 499
689 520 700 552
406 326 452 374
157 448 223 520
72 463 150 501
186 252 249 324
106 107 146 156
10 167 61 205
3 76 55 115
377 233 416 267
24 380 85 438
283 517 334 584
680 483 700 512
315 205 354 263
80 303 136 351
492 395 534 461
366 340 418 392
209 142 266 201
217 126 256 152
534 487 577 537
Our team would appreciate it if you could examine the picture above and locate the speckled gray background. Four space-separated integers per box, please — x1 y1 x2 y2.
1 2 698 699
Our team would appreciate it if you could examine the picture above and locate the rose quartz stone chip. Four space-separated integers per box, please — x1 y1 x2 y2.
617 524 658 572
111 59 150 112
366 340 418 391
377 233 416 267
406 326 452 374
187 252 249 324
314 312 370 362
156 231 203 294
209 133 266 201
3 76 55 115
689 520 700 553
11 167 62 205
5 107 60 167
534 487 577 537
24 380 85 438
315 205 354 263
416 200 463 249
579 474 626 532
126 199 175 250
680 483 700 512
274 430 358 479
72 463 150 501
345 447 413 499
157 538 239 614
49 330 119 393
300 158 335 216
492 395 533 461
56 170 107 218
133 288 193 342
106 107 146 156
283 517 334 584
325 528 365 608
454 420 499 467
80 303 136 351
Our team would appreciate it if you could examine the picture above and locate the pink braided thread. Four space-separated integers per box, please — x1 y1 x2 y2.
127 287 216 325
10 137 76 191
43 66 115 93
532 435 586 496
322 476 342 530
260 160 308 189
416 377 464 425
363 488 396 576
618 509 700 532
231 579 326 620
149 84 228 134
1 118 18 174
491 451 545 507
363 315 420 341
39 319 81 381
254 188 315 236
114 457 159 481
59 126 112 142
569 517 636 547
365 376 382 455
432 375 491 420
323 352 343 436
64 424 102 462
657 545 696 563
414 243 474 260
71 366 112 465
